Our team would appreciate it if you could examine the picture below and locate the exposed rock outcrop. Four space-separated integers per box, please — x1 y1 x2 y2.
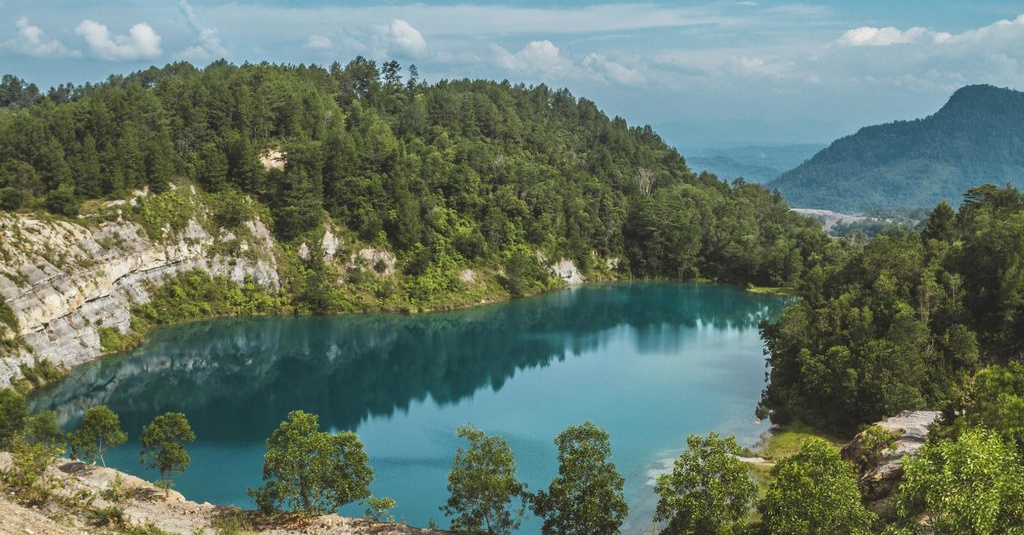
353 248 396 277
0 212 279 386
551 258 585 285
260 147 287 171
841 410 941 513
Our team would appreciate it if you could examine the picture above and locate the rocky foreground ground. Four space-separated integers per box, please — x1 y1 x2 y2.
0 454 444 535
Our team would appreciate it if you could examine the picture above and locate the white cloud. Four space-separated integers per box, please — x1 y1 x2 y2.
379 19 427 57
75 19 162 60
305 35 333 50
837 15 1024 49
494 40 570 77
517 40 562 72
4 17 78 58
494 41 647 86
176 0 227 61
583 54 647 86
837 26 928 47
937 13 1024 45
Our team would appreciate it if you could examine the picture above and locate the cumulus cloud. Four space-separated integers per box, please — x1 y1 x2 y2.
937 13 1024 45
4 17 78 58
494 41 647 86
176 0 227 61
583 54 647 86
305 35 333 50
494 40 569 76
75 19 162 60
378 19 427 57
835 16 1024 49
837 26 928 46
515 40 562 71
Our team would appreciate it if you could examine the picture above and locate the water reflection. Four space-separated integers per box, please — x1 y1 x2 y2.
32 283 789 444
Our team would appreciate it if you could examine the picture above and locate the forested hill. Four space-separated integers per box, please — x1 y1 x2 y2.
0 60 826 313
769 84 1024 212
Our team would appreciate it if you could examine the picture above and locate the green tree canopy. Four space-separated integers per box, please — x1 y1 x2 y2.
761 185 1024 433
21 411 64 451
0 388 28 450
441 424 525 535
962 362 1024 448
757 438 874 535
654 432 756 535
895 429 1024 535
70 405 127 466
139 412 195 495
921 200 956 242
248 410 374 516
531 421 628 535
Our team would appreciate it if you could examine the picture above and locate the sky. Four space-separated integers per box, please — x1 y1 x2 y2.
2 1 1023 150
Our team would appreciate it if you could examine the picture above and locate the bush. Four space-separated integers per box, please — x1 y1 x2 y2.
3 436 64 505
0 187 24 210
0 388 28 449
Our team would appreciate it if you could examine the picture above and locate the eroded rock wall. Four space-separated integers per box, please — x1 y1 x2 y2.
0 213 279 385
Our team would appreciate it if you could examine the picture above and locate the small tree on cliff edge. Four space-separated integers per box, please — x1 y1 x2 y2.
654 432 756 535
531 421 628 535
248 410 374 516
441 424 525 535
70 405 127 467
140 412 195 496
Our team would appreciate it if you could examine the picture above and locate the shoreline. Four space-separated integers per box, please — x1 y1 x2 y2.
26 278 791 396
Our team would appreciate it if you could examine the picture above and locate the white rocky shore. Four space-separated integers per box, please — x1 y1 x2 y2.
0 453 445 535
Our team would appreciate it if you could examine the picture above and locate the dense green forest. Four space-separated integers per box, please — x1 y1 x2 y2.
0 61 825 313
761 184 1024 432
757 184 1024 533
770 84 1024 212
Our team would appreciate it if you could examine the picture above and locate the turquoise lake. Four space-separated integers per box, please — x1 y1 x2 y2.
30 282 790 534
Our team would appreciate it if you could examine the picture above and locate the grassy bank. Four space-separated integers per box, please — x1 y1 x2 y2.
742 422 851 495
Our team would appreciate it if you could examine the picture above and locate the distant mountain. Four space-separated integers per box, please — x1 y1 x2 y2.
769 84 1024 212
688 144 824 183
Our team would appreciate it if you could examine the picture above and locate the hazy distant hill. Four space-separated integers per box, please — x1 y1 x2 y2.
769 84 1024 212
688 144 824 183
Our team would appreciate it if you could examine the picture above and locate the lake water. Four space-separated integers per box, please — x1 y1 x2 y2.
30 282 790 534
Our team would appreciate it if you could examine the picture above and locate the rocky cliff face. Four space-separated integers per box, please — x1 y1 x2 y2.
841 410 941 515
0 210 279 386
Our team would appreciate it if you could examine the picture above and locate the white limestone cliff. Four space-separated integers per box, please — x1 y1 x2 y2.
0 212 279 386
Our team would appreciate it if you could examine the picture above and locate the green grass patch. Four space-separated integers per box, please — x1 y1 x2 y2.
739 423 850 507
744 422 847 461
99 327 143 353
0 296 17 332
12 359 68 393
744 285 798 296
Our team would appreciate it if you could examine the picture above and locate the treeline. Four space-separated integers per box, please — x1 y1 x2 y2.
0 60 825 295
